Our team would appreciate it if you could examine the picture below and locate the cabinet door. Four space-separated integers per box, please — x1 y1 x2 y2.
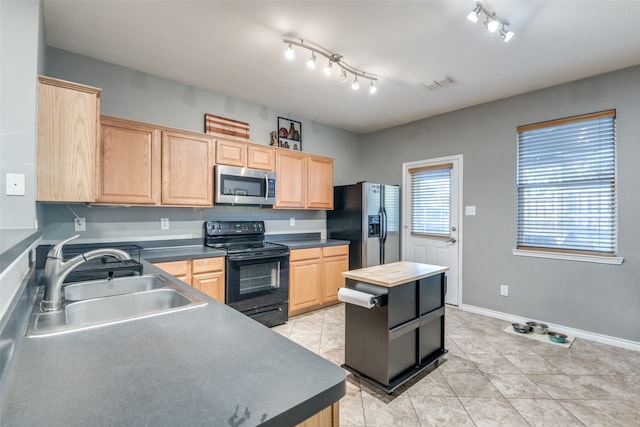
192 271 225 302
322 246 349 303
97 117 160 204
153 260 191 285
275 150 307 208
247 144 275 170
161 131 215 206
216 139 245 167
289 248 322 315
192 257 225 303
37 77 100 202
307 155 334 210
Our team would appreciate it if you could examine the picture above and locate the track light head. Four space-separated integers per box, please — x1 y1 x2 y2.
467 3 482 23
307 52 317 69
324 61 333 76
369 81 377 94
484 14 499 32
340 69 348 83
351 76 359 90
500 22 514 42
285 43 294 59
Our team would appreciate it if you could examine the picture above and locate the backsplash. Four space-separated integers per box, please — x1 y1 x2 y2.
40 204 327 244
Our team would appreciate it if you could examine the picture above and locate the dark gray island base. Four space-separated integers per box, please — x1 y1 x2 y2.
340 261 448 394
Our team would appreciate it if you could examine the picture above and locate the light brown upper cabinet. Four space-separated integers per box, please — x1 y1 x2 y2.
37 76 101 202
275 150 307 208
307 154 334 210
97 116 160 204
97 115 214 207
275 149 334 210
216 139 275 171
161 130 215 206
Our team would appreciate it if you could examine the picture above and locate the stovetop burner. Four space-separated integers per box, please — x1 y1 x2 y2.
203 220 287 255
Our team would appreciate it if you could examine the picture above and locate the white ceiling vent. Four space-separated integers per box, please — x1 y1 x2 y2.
424 76 455 90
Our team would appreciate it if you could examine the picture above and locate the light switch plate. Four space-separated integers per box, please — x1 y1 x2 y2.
6 173 25 196
465 205 476 216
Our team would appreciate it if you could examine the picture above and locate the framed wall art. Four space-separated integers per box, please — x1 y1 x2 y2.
277 117 302 151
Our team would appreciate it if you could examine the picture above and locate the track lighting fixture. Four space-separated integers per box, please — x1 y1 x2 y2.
466 2 514 42
283 37 378 94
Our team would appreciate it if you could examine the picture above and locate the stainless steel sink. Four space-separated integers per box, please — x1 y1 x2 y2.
64 275 168 301
66 289 191 326
26 275 206 337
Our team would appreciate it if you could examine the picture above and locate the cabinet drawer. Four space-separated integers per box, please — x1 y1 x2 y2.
153 260 190 276
290 247 322 262
323 245 348 258
192 257 225 274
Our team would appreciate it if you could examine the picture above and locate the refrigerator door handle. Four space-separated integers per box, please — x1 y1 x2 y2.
381 208 388 243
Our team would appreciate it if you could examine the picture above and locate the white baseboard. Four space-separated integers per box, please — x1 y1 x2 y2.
460 304 640 353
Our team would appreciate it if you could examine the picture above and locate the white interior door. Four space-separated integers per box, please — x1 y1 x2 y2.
402 155 462 306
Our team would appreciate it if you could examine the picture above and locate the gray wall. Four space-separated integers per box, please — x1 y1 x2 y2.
362 66 640 342
42 48 364 243
0 0 45 230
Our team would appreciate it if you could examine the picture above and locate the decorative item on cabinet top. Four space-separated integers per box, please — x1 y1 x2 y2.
204 113 250 141
277 117 302 151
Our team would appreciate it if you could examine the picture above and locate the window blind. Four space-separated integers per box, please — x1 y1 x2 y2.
409 164 452 236
516 110 617 255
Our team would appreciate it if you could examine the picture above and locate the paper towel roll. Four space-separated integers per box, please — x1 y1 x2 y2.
338 287 375 309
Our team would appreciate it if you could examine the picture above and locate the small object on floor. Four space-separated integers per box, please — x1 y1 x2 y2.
526 321 549 334
547 331 568 343
512 323 532 334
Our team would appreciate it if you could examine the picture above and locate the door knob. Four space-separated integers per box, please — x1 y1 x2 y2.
445 237 457 244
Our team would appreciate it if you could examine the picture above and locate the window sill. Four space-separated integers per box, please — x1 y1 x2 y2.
512 249 624 265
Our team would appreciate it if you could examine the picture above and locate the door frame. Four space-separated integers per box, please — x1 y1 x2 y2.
401 154 463 306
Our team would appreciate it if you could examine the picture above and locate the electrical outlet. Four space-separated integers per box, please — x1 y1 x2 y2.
6 173 26 196
290 217 295 227
161 218 169 230
74 218 86 232
500 285 509 296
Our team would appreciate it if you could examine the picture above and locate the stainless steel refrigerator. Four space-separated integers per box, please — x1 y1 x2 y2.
327 182 400 270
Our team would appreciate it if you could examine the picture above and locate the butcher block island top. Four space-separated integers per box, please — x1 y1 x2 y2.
342 261 448 287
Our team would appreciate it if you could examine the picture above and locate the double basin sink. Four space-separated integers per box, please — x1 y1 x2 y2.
26 275 207 337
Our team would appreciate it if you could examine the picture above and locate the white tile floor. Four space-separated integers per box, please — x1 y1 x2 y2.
273 304 640 426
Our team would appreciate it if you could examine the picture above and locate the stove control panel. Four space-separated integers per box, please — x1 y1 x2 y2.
204 220 265 236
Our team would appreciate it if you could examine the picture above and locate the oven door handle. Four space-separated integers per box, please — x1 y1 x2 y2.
228 251 289 261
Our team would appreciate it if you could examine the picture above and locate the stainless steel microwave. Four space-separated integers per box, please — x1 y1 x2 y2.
215 165 276 205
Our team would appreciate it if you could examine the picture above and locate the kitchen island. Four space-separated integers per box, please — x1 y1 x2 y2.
0 259 345 426
340 261 448 393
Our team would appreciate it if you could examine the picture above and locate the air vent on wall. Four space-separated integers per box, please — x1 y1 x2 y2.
424 76 454 90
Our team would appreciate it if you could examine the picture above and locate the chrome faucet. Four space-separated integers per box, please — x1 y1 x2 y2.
41 234 132 311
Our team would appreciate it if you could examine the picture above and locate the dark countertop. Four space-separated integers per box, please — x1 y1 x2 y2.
141 245 227 262
268 238 349 250
0 255 346 426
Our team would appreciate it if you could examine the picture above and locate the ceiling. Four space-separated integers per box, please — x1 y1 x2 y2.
42 1 640 134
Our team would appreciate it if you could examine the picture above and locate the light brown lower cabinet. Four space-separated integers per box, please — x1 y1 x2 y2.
289 245 348 317
153 257 225 303
296 402 339 427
